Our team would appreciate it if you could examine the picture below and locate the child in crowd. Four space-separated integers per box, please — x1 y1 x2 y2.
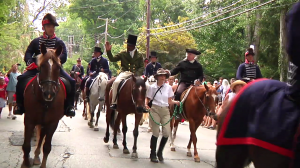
0 77 7 119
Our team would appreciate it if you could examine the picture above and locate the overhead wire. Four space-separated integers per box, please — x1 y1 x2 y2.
68 0 137 10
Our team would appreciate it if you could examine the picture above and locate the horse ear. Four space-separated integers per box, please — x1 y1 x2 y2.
40 43 47 55
132 74 136 83
204 83 209 91
55 45 63 57
215 84 221 90
144 76 148 83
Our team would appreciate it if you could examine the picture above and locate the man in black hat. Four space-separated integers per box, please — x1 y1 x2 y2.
144 51 162 77
71 58 84 79
169 49 204 119
14 13 76 117
105 34 145 111
85 47 109 102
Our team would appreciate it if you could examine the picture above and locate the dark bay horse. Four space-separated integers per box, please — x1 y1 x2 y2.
103 75 147 159
215 79 300 168
21 44 65 168
70 71 81 110
169 84 219 162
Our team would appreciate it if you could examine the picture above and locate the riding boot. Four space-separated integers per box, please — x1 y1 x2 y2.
157 136 168 162
13 81 25 115
150 135 158 163
65 80 76 117
85 87 90 102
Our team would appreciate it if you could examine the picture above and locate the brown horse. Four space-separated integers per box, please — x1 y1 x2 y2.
70 71 81 110
21 44 65 168
103 75 147 159
169 84 219 162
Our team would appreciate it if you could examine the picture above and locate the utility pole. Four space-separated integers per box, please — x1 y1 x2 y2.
146 0 151 59
105 18 108 43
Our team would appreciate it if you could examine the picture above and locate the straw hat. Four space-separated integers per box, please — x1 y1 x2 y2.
230 80 246 91
154 68 170 79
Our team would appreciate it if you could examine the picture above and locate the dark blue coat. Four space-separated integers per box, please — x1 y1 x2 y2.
89 56 109 74
24 36 67 66
71 65 84 78
144 62 162 77
236 63 263 81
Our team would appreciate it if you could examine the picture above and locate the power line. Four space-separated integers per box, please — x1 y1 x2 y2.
148 0 244 30
151 0 276 36
68 0 137 10
113 5 136 23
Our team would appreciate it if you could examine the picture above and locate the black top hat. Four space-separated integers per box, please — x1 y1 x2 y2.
150 51 157 58
94 47 103 53
127 34 138 46
42 13 59 26
186 49 201 55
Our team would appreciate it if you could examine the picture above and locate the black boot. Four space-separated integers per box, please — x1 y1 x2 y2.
85 87 90 102
110 104 117 110
65 82 76 117
150 135 158 163
157 136 168 162
14 81 24 115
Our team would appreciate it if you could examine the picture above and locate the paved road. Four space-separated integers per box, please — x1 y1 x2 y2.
0 104 218 168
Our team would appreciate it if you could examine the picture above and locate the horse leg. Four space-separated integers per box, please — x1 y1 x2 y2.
88 104 95 128
121 115 129 154
40 123 58 168
103 108 111 143
191 121 201 162
112 113 121 149
94 105 101 131
216 145 249 168
249 145 290 168
21 123 35 168
172 119 179 140
169 118 176 151
131 113 142 159
33 126 46 165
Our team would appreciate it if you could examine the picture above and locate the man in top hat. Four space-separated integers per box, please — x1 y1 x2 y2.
14 13 76 117
169 49 204 119
71 58 84 79
105 34 145 111
85 47 109 102
144 51 162 77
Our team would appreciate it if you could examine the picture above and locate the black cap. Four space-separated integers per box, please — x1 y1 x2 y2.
186 49 201 55
42 13 59 26
127 34 137 46
94 47 103 53
150 51 157 58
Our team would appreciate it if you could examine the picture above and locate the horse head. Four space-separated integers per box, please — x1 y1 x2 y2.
37 43 62 102
96 72 108 101
145 75 156 90
132 75 147 113
203 83 220 116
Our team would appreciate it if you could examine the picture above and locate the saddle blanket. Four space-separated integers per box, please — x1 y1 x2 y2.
217 79 300 159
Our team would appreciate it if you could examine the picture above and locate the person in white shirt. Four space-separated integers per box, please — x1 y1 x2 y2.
145 68 180 163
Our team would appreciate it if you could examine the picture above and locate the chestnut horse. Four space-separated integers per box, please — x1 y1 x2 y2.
169 84 219 162
103 75 147 159
21 44 65 168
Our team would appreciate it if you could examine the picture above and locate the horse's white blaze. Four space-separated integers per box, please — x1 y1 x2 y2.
212 94 217 100
48 59 53 74
139 86 142 91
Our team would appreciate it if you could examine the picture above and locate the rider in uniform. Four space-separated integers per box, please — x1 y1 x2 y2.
170 49 204 119
85 47 109 102
80 54 94 92
105 34 146 111
236 48 263 83
144 51 162 77
14 13 75 117
71 58 84 79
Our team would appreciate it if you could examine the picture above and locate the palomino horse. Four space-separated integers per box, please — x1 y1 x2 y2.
87 72 108 131
215 79 300 168
104 75 147 159
169 84 219 162
70 71 81 110
21 44 65 168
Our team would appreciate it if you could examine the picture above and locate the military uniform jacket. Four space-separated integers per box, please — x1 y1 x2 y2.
171 60 204 83
71 65 84 78
90 56 109 74
144 62 162 77
236 63 263 81
107 50 144 76
24 35 67 66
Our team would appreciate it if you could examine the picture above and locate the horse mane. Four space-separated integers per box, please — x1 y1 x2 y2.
37 49 61 67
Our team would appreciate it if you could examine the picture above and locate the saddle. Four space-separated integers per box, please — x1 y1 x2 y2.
116 76 132 100
177 86 194 120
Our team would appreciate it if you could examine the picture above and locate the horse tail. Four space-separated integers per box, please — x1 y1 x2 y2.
109 110 116 129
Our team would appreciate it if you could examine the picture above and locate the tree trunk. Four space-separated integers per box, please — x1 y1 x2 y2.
279 8 289 82
246 12 252 46
252 3 262 63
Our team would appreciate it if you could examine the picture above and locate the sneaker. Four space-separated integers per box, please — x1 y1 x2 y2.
7 114 11 119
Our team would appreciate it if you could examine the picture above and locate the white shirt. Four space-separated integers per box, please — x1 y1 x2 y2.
228 92 236 102
146 82 174 107
129 48 137 58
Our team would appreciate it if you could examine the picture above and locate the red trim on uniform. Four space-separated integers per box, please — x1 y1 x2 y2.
216 78 294 158
42 20 50 25
59 78 66 99
43 32 56 39
24 76 37 94
26 63 38 70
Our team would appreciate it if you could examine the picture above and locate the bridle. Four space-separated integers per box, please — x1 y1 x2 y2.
194 86 212 115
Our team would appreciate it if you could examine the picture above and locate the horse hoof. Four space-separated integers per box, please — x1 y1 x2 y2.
84 117 88 120
131 152 138 159
171 147 176 151
33 157 41 165
21 158 33 168
194 157 200 162
187 152 192 157
123 149 130 154
113 144 119 149
94 127 99 131
88 122 94 128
